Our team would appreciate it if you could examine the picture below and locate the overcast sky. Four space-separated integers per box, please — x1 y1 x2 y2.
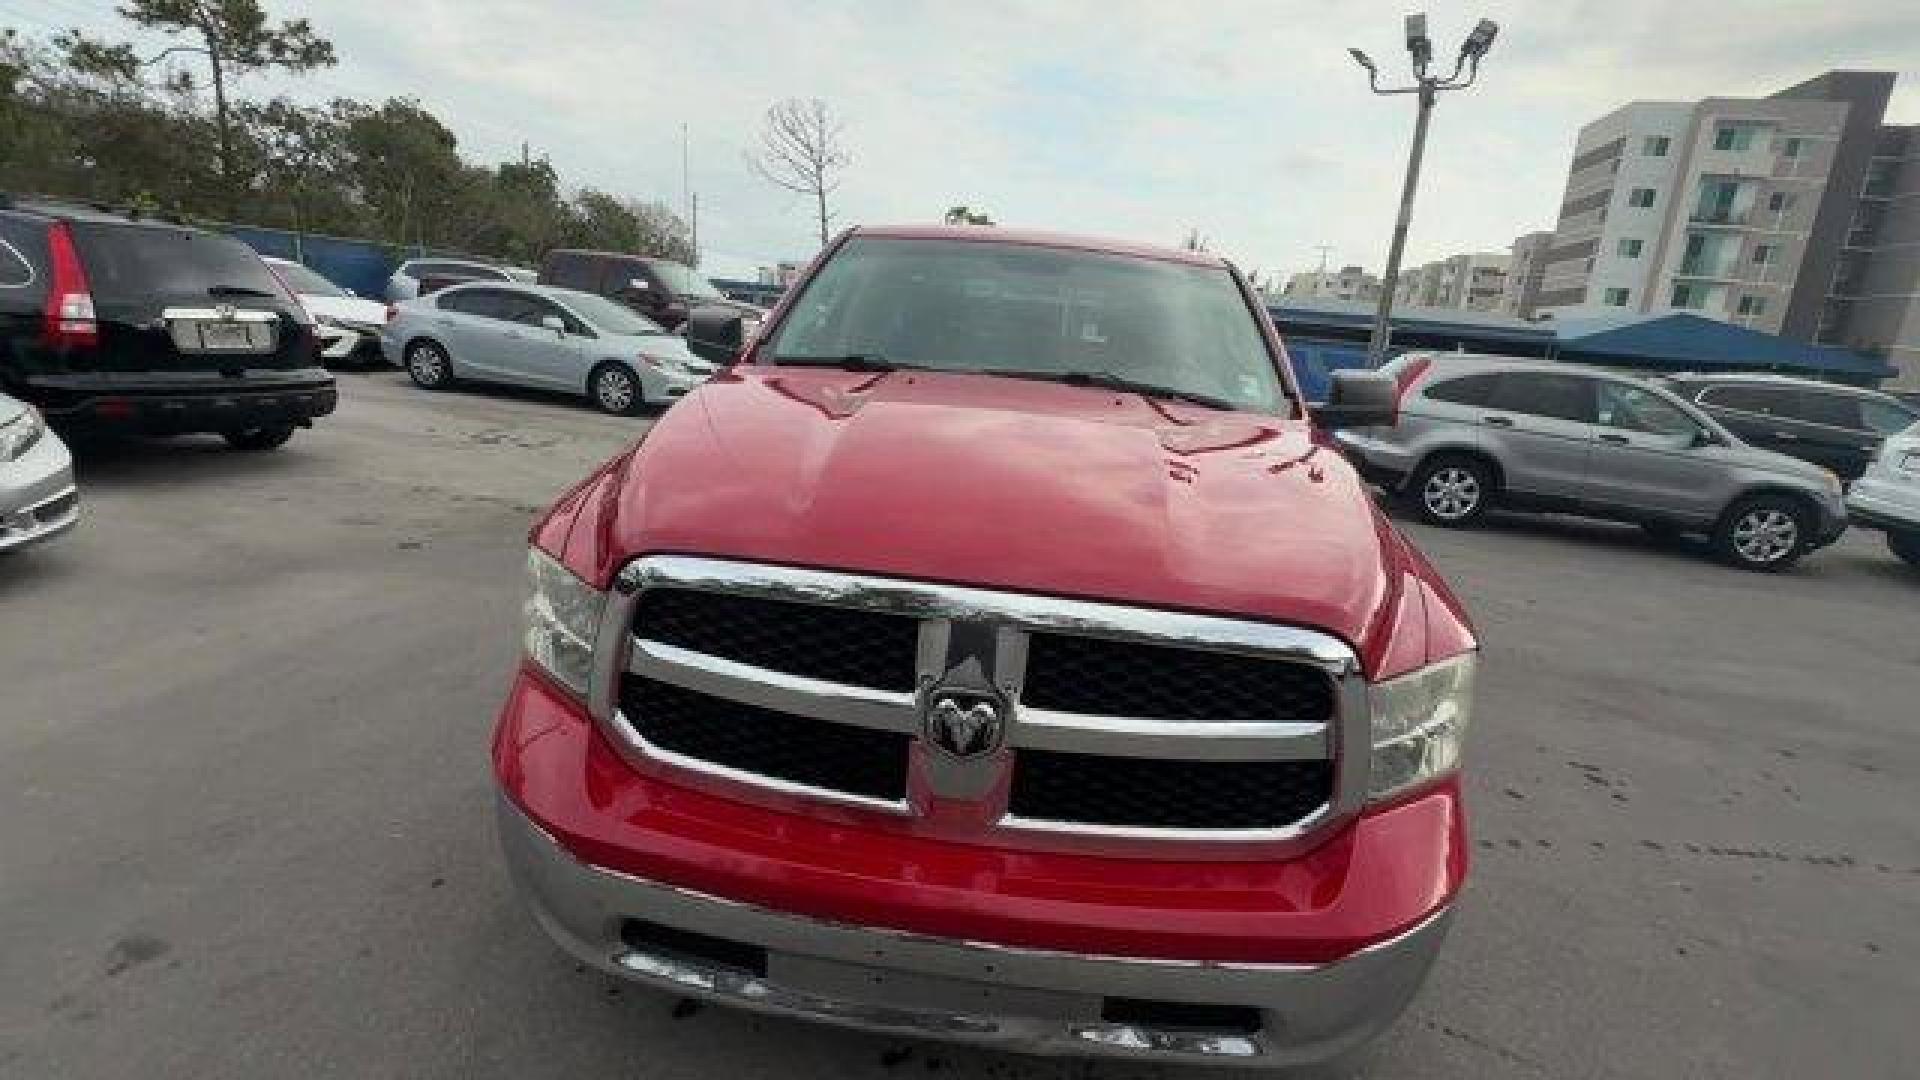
13 0 1918 280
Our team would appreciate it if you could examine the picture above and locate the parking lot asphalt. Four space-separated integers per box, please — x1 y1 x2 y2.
3 370 1916 1080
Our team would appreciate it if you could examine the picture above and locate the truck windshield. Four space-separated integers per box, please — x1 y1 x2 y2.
763 237 1288 414
648 260 724 299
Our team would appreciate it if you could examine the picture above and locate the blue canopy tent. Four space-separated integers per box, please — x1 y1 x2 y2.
1549 312 1894 385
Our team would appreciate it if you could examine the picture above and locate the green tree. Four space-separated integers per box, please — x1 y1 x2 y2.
943 205 993 226
334 96 462 248
59 1 335 207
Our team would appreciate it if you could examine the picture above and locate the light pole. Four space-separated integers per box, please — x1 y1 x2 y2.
1351 15 1499 364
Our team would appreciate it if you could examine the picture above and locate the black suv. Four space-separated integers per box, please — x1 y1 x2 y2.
1660 373 1918 483
0 197 335 450
538 249 763 331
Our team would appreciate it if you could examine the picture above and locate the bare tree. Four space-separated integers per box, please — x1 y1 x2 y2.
748 98 848 248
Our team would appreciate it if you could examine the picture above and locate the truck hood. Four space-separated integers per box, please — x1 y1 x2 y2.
597 368 1410 655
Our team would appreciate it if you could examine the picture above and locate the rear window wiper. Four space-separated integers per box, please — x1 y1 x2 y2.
207 285 277 298
772 354 914 372
993 368 1238 411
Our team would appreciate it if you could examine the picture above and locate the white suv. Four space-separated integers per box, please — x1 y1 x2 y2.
1846 421 1920 567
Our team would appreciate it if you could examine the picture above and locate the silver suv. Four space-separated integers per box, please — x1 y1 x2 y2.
1337 354 1848 571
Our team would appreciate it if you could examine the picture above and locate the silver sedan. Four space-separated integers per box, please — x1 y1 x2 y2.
381 283 716 415
0 394 78 554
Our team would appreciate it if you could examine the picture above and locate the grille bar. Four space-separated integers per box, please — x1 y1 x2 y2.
630 636 919 735
1010 708 1328 762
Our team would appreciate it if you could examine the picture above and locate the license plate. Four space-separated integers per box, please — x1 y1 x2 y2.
197 321 269 352
166 313 277 355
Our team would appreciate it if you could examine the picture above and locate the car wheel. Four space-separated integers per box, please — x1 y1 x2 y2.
222 426 295 452
589 362 643 416
1410 455 1493 528
1889 531 1920 568
406 340 454 390
1715 495 1810 572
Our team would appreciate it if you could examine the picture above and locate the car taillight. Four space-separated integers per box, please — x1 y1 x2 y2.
384 304 397 324
42 222 99 350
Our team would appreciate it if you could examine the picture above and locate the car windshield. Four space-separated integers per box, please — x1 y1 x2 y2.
763 236 1288 413
554 289 669 336
648 260 724 299
271 261 345 297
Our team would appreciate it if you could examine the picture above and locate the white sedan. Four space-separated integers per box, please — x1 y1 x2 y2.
265 257 391 367
380 283 717 415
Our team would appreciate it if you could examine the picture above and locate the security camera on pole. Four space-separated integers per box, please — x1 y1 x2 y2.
1350 15 1499 364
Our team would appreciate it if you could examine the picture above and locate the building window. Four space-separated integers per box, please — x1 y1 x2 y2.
1617 238 1644 258
1604 288 1630 307
1643 135 1670 157
1629 187 1657 208
1752 244 1777 266
1671 283 1705 309
1768 192 1793 213
1713 123 1758 152
1737 296 1767 316
1781 137 1804 159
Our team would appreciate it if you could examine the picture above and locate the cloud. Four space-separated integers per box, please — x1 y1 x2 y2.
35 0 1920 278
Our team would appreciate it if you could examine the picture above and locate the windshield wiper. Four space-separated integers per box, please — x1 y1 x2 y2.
207 285 277 298
993 369 1237 411
772 354 911 372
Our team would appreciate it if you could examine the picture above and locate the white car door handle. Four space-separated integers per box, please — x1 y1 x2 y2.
1773 431 1798 440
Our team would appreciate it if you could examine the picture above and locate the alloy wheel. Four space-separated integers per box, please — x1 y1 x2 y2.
1422 467 1482 521
596 367 637 413
1731 508 1799 565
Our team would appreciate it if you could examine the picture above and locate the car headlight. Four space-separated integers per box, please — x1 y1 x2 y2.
524 548 607 697
1368 652 1476 801
0 406 47 461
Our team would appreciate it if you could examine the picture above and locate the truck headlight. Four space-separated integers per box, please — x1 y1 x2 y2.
1368 652 1476 801
0 406 46 462
524 548 606 697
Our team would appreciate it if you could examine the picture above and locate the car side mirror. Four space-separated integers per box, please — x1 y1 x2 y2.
1692 427 1720 448
686 305 746 364
1312 370 1398 430
540 315 566 336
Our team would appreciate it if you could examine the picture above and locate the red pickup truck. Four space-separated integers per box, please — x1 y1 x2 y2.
495 226 1478 1068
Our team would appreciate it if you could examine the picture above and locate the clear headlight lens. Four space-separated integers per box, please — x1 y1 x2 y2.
1368 652 1477 801
0 406 47 461
524 548 606 697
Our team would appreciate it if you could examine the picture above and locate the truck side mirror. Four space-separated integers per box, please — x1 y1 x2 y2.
1312 370 1398 430
686 305 746 364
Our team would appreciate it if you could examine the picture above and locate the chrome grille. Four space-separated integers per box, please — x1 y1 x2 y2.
593 557 1363 857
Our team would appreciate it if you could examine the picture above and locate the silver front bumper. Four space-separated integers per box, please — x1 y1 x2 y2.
498 795 1451 1067
1 429 78 553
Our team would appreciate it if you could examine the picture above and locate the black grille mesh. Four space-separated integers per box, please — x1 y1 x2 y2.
635 588 918 691
1010 751 1332 830
1021 633 1333 723
622 677 909 801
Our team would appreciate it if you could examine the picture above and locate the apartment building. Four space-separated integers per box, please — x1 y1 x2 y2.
1501 231 1555 318
1282 264 1381 303
1394 251 1509 310
1534 71 1918 386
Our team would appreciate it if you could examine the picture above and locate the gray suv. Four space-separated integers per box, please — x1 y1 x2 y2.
1337 354 1848 571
